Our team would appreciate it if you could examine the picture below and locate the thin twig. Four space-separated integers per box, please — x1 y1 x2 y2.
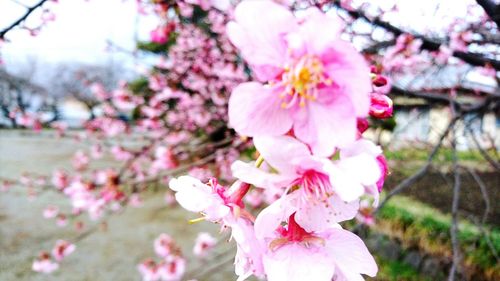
466 126 500 171
463 167 499 263
375 118 458 213
0 0 49 39
448 123 461 281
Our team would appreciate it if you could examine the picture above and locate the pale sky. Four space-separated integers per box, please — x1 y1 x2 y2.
0 0 486 77
1 0 158 70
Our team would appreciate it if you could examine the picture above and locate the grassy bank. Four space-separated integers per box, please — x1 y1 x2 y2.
372 195 499 280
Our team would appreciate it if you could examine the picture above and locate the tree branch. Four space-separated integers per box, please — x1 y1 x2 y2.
448 125 462 281
375 117 458 213
476 0 500 27
0 0 49 39
332 0 500 70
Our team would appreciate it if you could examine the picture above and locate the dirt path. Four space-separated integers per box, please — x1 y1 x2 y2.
0 130 237 281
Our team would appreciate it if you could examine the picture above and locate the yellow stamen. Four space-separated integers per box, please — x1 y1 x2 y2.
255 155 264 168
188 217 205 224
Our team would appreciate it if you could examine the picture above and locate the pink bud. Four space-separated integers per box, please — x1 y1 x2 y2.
369 93 393 119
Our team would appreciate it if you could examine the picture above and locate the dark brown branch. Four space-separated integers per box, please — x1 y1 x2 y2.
466 126 500 170
476 0 500 27
448 126 462 281
375 117 458 213
332 0 500 71
0 0 49 39
391 85 496 114
461 171 499 262
362 39 396 54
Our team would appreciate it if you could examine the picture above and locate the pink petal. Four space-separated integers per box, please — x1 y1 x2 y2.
293 94 357 157
169 176 229 218
299 8 343 55
253 136 311 175
229 82 293 137
226 0 295 78
294 193 360 232
324 40 371 116
323 163 364 202
340 139 382 158
326 228 378 278
254 197 295 240
338 154 381 187
263 244 335 281
231 160 291 189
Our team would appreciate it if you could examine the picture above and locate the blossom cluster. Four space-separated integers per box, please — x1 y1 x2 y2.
138 233 186 281
169 1 393 280
32 240 75 274
137 231 217 281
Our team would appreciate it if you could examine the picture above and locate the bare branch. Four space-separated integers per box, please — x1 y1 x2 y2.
476 0 500 27
466 126 500 170
375 117 458 213
332 0 500 70
0 0 49 39
448 125 462 281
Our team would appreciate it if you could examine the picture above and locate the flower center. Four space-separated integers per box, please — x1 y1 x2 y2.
269 213 324 251
293 170 333 202
278 55 331 108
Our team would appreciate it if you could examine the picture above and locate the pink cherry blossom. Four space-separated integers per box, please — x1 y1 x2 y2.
227 1 371 156
56 214 67 227
32 252 59 274
52 169 69 190
43 205 59 219
229 217 265 280
150 26 169 44
369 93 393 119
193 232 216 258
51 240 76 262
375 155 388 193
169 176 230 221
232 136 380 231
169 176 252 222
151 146 178 174
254 209 377 281
138 259 160 281
157 255 186 281
154 233 176 258
72 150 90 171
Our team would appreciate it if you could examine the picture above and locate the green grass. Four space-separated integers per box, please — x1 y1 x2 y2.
376 195 500 278
384 148 487 163
373 257 432 281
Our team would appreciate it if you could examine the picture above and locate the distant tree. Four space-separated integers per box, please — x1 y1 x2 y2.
50 61 128 120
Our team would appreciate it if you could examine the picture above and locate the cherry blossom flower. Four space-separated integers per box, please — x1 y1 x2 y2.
151 146 178 174
231 218 265 280
138 259 160 281
56 214 67 227
32 252 59 274
154 233 176 258
255 209 377 281
72 150 90 171
227 0 371 156
193 232 217 258
51 240 76 262
157 255 186 281
150 26 169 44
169 176 265 280
369 93 393 119
43 205 59 219
52 169 69 190
232 136 381 231
169 176 252 222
